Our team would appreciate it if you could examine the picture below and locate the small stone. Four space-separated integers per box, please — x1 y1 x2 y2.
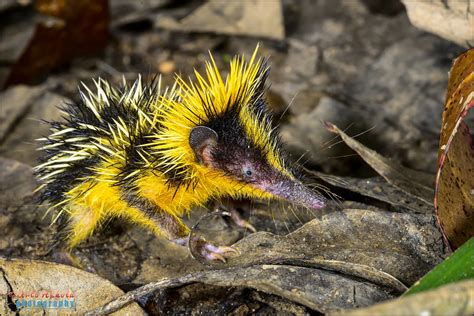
158 60 176 74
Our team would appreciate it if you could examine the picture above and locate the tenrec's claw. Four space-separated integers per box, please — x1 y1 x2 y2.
204 251 226 263
228 208 257 233
190 236 239 263
203 243 239 262
234 217 257 233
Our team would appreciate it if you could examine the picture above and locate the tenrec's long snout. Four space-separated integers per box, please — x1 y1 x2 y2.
258 176 326 210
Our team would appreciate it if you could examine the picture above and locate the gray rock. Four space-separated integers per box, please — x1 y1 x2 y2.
0 258 144 315
0 85 66 165
281 96 371 173
156 0 285 40
0 85 45 143
0 157 36 210
345 35 462 172
0 157 47 256
402 0 474 48
271 39 320 102
272 0 464 173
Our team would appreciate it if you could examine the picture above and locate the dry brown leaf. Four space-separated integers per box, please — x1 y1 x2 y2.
324 122 435 208
86 204 446 314
311 172 433 214
88 260 396 314
435 48 474 249
5 0 109 86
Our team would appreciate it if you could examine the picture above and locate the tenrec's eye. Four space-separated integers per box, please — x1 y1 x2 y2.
243 167 253 177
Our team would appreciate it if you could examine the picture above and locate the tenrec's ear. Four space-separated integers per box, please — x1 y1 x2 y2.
189 126 218 165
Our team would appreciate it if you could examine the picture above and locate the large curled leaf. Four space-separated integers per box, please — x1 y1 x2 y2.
435 48 474 249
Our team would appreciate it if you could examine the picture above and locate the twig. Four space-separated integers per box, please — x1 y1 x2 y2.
85 271 208 315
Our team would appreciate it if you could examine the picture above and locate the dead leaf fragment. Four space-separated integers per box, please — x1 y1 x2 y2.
435 48 474 249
